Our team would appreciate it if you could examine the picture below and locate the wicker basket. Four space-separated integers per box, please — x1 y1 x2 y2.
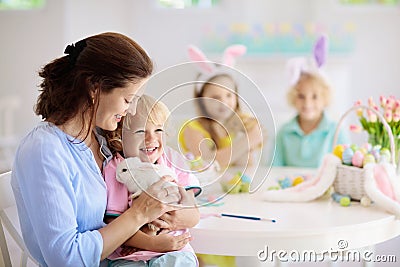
332 105 396 201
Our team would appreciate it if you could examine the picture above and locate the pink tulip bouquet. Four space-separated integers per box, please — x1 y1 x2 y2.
350 95 400 164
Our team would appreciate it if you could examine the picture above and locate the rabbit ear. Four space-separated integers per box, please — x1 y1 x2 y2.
287 57 307 86
187 45 215 74
313 34 329 68
222 44 247 67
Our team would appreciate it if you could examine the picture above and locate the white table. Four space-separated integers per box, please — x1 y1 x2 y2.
191 167 400 261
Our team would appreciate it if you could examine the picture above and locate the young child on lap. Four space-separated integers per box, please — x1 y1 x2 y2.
103 95 201 266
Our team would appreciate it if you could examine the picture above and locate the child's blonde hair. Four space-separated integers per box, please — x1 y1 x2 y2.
105 95 170 155
124 94 170 131
287 72 332 108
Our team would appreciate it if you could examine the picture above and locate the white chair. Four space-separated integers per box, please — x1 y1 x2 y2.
0 96 21 172
0 171 37 267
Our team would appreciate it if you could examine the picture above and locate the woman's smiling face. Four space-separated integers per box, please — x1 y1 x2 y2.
96 80 146 131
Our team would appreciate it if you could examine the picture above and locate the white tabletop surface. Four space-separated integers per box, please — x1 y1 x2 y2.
191 167 400 257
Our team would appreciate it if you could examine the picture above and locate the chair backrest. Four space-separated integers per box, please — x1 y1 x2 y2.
0 171 37 267
0 96 20 138
0 96 21 172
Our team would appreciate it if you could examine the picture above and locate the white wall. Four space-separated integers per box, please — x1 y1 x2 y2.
1 0 399 139
1 0 399 172
0 0 65 136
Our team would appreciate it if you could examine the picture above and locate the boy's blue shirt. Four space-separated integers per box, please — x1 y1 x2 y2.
273 113 350 168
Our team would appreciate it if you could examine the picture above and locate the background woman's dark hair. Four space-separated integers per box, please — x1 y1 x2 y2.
36 32 153 140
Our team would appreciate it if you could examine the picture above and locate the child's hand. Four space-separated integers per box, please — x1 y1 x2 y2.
147 231 192 252
246 124 264 149
140 223 159 235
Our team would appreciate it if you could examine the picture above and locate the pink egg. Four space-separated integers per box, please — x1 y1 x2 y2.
352 150 364 168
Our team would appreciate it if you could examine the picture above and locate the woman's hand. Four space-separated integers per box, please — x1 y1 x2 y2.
130 176 181 224
99 176 181 260
151 187 200 230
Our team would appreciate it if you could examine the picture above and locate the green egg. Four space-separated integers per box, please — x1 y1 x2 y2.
340 197 351 207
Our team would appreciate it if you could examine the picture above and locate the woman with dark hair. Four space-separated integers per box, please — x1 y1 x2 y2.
11 32 189 266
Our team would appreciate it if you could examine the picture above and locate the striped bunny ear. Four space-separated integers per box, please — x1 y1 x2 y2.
187 45 216 74
286 57 307 86
222 44 247 67
313 34 329 68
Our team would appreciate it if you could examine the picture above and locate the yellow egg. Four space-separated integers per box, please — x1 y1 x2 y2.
359 147 368 155
228 173 241 185
333 145 345 159
292 176 304 186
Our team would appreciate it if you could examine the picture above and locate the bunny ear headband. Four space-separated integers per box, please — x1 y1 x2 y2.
187 44 247 93
287 34 329 86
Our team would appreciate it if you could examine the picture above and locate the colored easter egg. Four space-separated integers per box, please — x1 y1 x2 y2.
350 144 358 152
371 148 381 162
360 196 371 207
267 185 281 191
331 192 342 202
359 147 368 155
331 192 351 207
228 174 241 185
278 177 292 189
380 148 391 161
240 182 250 193
240 173 251 183
229 184 242 194
363 153 376 166
333 145 345 159
352 150 364 168
342 147 354 165
372 144 382 151
340 196 351 207
222 182 241 194
292 176 304 186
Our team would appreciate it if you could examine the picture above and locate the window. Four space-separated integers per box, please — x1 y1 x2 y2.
339 0 399 5
0 0 45 10
157 0 219 9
